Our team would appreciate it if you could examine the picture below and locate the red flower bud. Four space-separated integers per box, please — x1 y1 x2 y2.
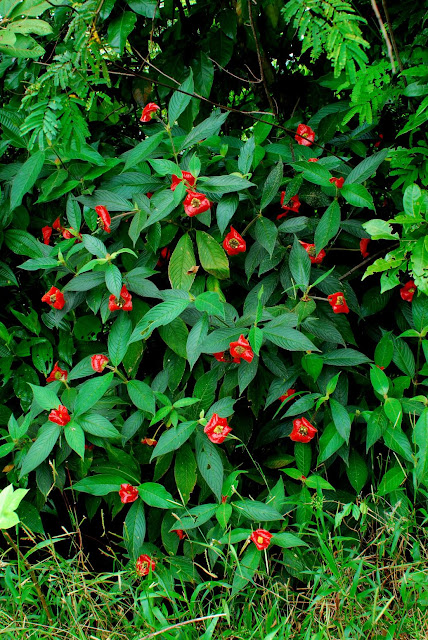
48 405 71 426
400 280 416 302
250 528 272 550
42 226 53 245
295 124 315 147
91 354 109 372
360 238 370 258
136 554 156 576
308 158 318 162
42 286 65 310
329 177 344 189
52 217 63 231
223 227 246 256
141 437 157 446
327 292 349 314
290 417 317 443
279 389 296 403
300 241 326 265
229 334 254 363
173 529 185 540
95 205 111 233
108 285 132 312
140 103 159 123
119 483 139 504
46 362 68 383
183 190 211 217
277 193 301 220
171 171 196 191
156 246 171 268
204 413 232 444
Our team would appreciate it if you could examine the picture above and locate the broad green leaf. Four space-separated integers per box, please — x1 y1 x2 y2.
124 499 146 562
168 233 197 291
10 150 45 210
129 298 190 343
322 349 371 367
138 482 176 508
198 174 255 195
255 217 278 257
122 131 164 172
383 427 413 462
186 314 209 369
347 451 368 493
318 422 345 464
20 423 61 478
108 313 132 366
29 384 60 411
73 474 127 495
168 70 194 125
196 231 230 279
180 112 228 150
158 317 189 358
64 422 85 459
341 184 375 210
289 235 311 289
271 532 308 548
238 136 255 174
194 291 225 317
264 327 317 352
370 365 389 396
105 263 122 299
383 397 402 428
314 200 341 254
127 380 155 414
260 159 283 210
377 466 406 497
77 414 120 438
107 11 137 54
231 545 260 596
414 410 428 486
174 443 197 504
74 372 114 416
151 421 198 459
330 398 351 443
216 193 239 235
232 500 283 522
345 149 389 184
195 430 224 501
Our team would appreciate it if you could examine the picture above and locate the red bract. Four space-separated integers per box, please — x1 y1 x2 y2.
300 242 326 265
62 228 82 242
141 437 157 446
140 103 159 123
109 285 132 311
279 389 296 403
119 483 139 504
174 529 185 539
400 280 417 302
277 193 301 220
95 205 111 233
290 417 317 443
48 405 71 426
53 217 63 231
204 413 232 444
250 529 272 550
136 554 156 576
221 495 228 503
42 286 65 310
183 191 211 217
91 354 109 372
156 247 171 268
85 443 94 451
295 124 315 146
308 158 318 162
42 226 52 245
223 227 246 256
171 171 196 191
330 177 344 189
229 335 254 363
46 362 68 383
360 238 370 258
375 133 384 148
328 292 349 314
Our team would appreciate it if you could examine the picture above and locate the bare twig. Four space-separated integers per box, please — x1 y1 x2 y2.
371 0 396 73
247 0 276 115
338 243 400 281
137 614 226 639
381 0 404 72
208 56 262 84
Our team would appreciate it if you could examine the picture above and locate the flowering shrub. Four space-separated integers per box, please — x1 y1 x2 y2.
0 0 427 596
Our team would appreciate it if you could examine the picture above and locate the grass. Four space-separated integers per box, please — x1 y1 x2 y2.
1 501 428 640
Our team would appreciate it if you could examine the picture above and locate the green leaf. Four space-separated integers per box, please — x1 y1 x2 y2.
105 263 122 299
298 161 332 186
289 235 311 289
171 503 217 531
260 159 283 210
138 482 176 508
374 333 394 368
264 327 317 352
330 398 351 443
345 149 389 184
180 112 228 150
186 314 209 369
122 131 164 172
123 499 146 562
108 313 132 366
341 184 375 210
216 502 233 528
158 317 189 358
392 337 416 377
194 291 225 318
73 474 127 496
129 298 190 343
77 414 120 438
216 193 239 235
198 174 255 195
20 423 61 478
64 422 85 459
174 443 197 504
10 150 45 210
318 422 345 464
29 384 60 411
363 219 399 240
314 200 341 254
411 236 428 294
377 466 406 497
127 380 155 414
195 430 224 501
414 409 428 486
151 421 198 459
295 442 311 476
74 372 114 416
384 397 403 428
383 427 413 462
231 545 260 596
81 234 108 258
347 451 368 493
271 532 308 548
168 70 194 125
238 136 255 174
232 500 283 522
19 257 59 271
255 217 278 257
322 349 371 367
370 365 389 396
196 231 230 280
168 233 197 291
107 11 137 54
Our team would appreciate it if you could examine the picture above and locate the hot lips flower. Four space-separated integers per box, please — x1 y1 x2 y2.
91 354 109 372
330 177 344 189
48 405 71 426
360 238 370 258
174 529 185 540
280 389 296 403
140 103 159 123
183 191 211 217
295 124 315 146
119 484 139 504
42 226 52 245
42 286 65 310
300 242 326 265
171 171 196 191
46 362 68 383
251 529 272 550
109 285 132 312
290 417 317 443
223 227 246 256
229 335 254 363
141 437 157 446
277 194 301 220
328 292 349 314
204 413 232 444
136 554 156 576
400 280 417 302
95 205 111 233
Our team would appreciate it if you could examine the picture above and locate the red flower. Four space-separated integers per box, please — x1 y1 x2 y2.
221 495 228 503
183 191 211 217
136 554 156 576
223 227 246 256
42 286 65 310
277 194 301 220
204 413 232 444
376 365 385 370
91 354 109 373
279 389 296 403
360 238 370 258
214 351 240 364
62 228 82 242
108 285 132 312
85 443 94 451
400 280 417 302
140 103 159 123
156 247 171 268
374 133 384 148
174 529 185 539
300 242 326 265
229 335 254 363
95 205 111 234
53 217 63 231
48 405 71 426
46 362 68 384
171 171 196 191
295 124 315 147
290 417 317 443
308 158 318 162
119 484 139 504
42 226 52 245
146 192 153 199
141 437 157 446
329 177 344 189
328 292 349 314
250 529 272 550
